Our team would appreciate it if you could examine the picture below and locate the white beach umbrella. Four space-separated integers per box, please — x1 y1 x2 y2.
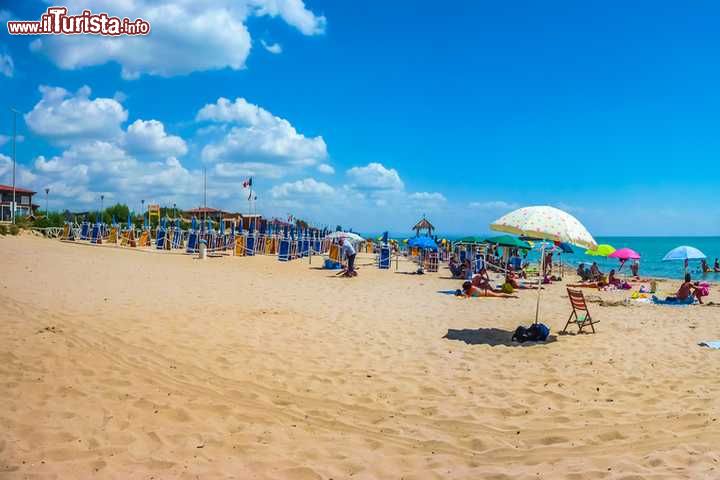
490 205 597 325
490 205 597 250
326 231 364 243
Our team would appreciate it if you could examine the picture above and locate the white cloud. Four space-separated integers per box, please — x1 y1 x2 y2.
0 153 37 186
198 97 328 173
24 85 127 143
468 200 518 210
0 52 14 78
123 119 187 158
346 162 404 190
29 0 325 79
213 161 285 179
261 40 283 54
0 134 24 146
252 0 326 35
409 191 446 202
270 178 335 198
317 163 335 174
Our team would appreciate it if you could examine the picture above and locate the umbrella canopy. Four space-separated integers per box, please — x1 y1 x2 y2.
326 231 364 242
408 235 438 250
662 245 706 261
456 236 486 245
483 234 532 250
491 205 596 325
557 242 574 254
490 205 597 249
585 244 616 257
609 247 640 260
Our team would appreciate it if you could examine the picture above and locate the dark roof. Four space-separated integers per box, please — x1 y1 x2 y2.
0 184 36 195
185 207 224 214
412 218 435 230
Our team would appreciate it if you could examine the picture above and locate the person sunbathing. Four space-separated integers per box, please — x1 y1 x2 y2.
669 273 705 304
576 263 592 281
505 269 538 289
461 281 517 298
471 268 495 291
448 255 463 278
608 269 622 287
589 262 603 281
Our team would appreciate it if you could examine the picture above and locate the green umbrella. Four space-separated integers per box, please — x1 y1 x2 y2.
585 244 616 257
483 235 532 250
455 236 486 245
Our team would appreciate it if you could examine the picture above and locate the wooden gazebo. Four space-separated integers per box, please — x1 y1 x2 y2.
412 216 435 237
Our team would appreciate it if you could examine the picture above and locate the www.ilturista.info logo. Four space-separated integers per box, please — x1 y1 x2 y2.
7 7 150 36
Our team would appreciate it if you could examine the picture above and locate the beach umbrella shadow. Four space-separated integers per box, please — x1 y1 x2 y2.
443 328 557 347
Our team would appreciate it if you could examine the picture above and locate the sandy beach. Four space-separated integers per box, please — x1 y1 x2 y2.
1 234 720 479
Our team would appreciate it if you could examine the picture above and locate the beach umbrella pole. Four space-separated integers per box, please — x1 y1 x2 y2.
535 243 545 325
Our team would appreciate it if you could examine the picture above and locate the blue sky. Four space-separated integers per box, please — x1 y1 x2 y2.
1 0 719 235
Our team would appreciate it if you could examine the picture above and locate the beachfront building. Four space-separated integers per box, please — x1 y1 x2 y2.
412 216 435 237
183 207 230 223
0 184 37 223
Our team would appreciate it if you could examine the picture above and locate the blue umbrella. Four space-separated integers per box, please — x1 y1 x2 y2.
408 236 438 250
558 242 574 254
191 216 198 231
663 246 706 261
663 245 706 273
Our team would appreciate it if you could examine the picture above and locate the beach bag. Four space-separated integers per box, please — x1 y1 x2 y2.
512 323 550 343
501 282 514 294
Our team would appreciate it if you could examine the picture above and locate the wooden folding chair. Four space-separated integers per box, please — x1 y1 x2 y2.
564 288 599 333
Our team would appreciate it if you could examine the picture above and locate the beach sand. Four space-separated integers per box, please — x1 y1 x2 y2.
1 235 719 479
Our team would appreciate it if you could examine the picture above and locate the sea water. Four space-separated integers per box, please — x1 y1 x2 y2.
558 236 720 281
377 234 720 281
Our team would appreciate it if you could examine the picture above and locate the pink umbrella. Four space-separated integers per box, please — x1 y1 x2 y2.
609 248 641 260
609 247 641 272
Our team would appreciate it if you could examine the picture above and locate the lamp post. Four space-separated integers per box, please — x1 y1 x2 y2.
100 194 104 223
45 188 49 218
141 199 145 225
173 202 176 219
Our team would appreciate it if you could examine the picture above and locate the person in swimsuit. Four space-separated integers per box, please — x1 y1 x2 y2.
674 273 704 304
714 258 720 272
461 281 517 298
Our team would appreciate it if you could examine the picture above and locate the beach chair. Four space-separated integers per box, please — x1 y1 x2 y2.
563 288 599 334
137 230 151 247
424 251 439 272
235 234 246 256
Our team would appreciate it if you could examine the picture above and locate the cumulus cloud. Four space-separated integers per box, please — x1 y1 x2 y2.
123 119 187 158
317 163 334 174
0 153 37 186
24 85 128 143
0 52 14 78
409 191 446 202
261 40 283 54
270 177 335 198
29 0 325 79
468 200 518 210
198 97 328 175
213 161 285 179
346 162 404 191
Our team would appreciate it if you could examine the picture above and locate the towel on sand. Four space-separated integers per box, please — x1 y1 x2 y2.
699 341 720 349
651 295 695 306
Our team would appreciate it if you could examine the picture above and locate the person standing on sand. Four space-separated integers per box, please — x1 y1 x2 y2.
339 237 357 277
